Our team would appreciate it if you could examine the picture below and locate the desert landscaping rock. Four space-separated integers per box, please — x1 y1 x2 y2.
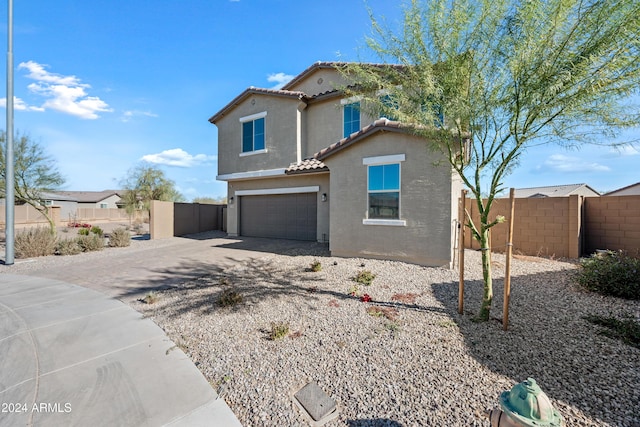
3 237 638 426
128 249 638 427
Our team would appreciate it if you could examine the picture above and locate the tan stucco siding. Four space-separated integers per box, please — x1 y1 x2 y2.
286 68 348 97
323 132 457 267
304 98 380 158
216 95 301 176
225 174 330 243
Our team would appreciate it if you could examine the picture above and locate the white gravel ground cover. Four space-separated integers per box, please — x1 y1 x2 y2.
131 249 640 427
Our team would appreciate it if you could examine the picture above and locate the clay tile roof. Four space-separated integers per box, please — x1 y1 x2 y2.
315 118 405 161
285 158 329 175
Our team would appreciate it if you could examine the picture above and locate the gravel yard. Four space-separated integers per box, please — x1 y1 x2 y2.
130 248 640 427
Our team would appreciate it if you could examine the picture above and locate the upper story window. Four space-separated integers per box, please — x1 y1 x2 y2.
239 111 267 155
342 101 361 138
100 203 108 209
380 94 399 121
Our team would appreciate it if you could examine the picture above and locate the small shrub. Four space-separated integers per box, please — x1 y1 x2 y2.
576 250 640 300
141 292 159 304
391 293 418 304
108 227 131 247
78 227 90 236
218 289 243 308
360 293 372 302
15 227 56 258
354 270 376 286
77 234 104 252
56 238 82 256
310 260 322 272
366 306 398 321
584 314 640 348
90 226 104 237
269 321 290 340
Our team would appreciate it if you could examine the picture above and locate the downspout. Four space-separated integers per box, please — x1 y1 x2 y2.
297 98 307 164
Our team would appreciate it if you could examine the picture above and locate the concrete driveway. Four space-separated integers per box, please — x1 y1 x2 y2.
11 231 326 301
0 231 327 426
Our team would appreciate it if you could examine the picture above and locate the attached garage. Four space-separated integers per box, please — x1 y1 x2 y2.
239 192 317 241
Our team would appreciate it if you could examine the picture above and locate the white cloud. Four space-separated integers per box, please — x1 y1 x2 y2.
121 110 158 122
18 61 112 119
140 148 217 167
536 154 610 173
267 72 294 90
0 96 44 111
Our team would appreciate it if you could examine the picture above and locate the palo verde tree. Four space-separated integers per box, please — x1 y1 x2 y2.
343 0 640 321
120 164 184 218
0 131 65 233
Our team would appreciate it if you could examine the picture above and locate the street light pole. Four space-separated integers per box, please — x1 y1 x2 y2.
5 0 15 265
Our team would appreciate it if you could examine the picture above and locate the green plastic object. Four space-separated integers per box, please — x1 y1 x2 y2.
499 378 564 427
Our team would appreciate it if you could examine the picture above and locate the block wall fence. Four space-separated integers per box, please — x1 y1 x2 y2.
461 194 640 258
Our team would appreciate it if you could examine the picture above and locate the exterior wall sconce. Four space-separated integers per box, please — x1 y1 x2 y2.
321 193 327 202
229 196 234 204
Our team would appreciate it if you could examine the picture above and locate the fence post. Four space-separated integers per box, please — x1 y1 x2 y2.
458 189 467 315
503 188 516 331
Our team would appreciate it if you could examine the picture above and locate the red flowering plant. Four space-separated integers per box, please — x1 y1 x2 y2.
360 294 372 303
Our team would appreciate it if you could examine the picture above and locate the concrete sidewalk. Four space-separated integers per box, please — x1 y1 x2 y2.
0 274 242 427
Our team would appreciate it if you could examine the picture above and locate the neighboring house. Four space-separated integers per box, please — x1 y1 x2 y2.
603 182 640 196
56 190 124 209
513 183 600 198
39 192 79 220
210 62 461 267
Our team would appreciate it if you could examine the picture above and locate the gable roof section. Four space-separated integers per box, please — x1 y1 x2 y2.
315 118 406 161
280 61 346 91
280 61 406 92
208 87 306 124
603 181 640 196
513 184 600 198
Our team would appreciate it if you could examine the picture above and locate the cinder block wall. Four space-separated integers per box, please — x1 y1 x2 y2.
584 195 640 255
463 195 582 258
462 194 640 258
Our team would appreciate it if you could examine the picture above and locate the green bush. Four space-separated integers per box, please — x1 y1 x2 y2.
77 234 104 252
310 260 322 272
354 270 376 286
78 227 90 236
56 238 82 256
218 288 243 308
576 250 640 300
269 321 290 340
90 226 104 237
108 227 131 247
15 227 56 258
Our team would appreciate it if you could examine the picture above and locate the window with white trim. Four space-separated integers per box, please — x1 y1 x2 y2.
343 101 360 137
240 112 267 154
367 163 400 219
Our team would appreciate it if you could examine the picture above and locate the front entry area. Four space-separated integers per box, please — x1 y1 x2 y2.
239 193 317 241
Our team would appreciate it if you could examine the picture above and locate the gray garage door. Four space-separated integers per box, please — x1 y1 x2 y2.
240 193 317 241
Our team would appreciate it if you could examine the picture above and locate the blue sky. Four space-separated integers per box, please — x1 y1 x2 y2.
1 0 638 200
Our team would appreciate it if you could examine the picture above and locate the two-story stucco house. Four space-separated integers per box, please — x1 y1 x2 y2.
209 62 461 267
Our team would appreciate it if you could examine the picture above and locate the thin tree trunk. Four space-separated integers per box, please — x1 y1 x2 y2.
477 228 493 321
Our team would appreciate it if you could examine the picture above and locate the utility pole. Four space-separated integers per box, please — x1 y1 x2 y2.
5 0 15 265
